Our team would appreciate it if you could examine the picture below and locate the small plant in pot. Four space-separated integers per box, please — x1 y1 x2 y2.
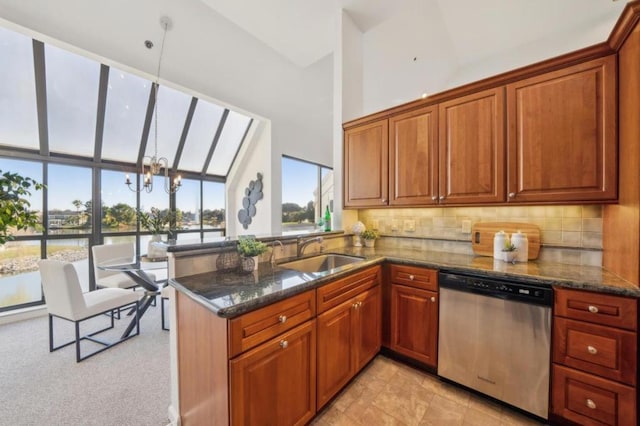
361 229 379 248
502 241 518 264
237 236 268 272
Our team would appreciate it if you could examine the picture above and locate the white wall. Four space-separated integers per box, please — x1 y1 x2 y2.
360 4 458 116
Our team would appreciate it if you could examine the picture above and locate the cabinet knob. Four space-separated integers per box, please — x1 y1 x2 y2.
279 340 288 349
278 315 287 323
439 196 445 201
587 345 598 355
586 399 597 410
430 297 436 302
508 192 516 198
381 198 387 204
588 305 599 314
353 301 362 309
409 275 415 281
431 196 437 201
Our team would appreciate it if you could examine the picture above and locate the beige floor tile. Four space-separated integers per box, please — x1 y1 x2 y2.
315 356 546 426
463 406 503 426
467 394 503 420
419 394 466 425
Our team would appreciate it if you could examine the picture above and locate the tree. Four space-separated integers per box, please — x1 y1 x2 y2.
0 170 45 245
103 203 136 228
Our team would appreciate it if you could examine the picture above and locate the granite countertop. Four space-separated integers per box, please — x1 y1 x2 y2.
169 246 640 319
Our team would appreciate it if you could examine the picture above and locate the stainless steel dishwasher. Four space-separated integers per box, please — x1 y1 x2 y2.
437 271 553 419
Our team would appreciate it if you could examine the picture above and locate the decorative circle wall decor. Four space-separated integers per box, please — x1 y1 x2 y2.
237 172 264 229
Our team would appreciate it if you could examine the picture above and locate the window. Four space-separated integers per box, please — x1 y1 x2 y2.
281 156 333 234
0 158 43 312
101 169 136 233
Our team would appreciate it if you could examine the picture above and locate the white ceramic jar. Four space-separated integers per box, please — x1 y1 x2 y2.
493 231 507 260
511 230 529 262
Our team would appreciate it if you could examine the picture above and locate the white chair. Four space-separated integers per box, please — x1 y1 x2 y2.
92 242 156 289
38 260 142 362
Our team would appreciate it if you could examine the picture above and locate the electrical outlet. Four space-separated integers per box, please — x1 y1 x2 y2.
391 219 399 232
404 219 416 232
461 219 471 233
372 219 379 230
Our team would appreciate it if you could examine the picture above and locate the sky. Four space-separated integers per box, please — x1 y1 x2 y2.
282 156 330 207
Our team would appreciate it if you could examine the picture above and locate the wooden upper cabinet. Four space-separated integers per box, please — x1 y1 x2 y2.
506 55 617 203
388 106 438 205
439 87 506 204
344 119 389 208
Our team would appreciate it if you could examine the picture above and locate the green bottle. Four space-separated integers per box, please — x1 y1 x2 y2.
324 206 331 232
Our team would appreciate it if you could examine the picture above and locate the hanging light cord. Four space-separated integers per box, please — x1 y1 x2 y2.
153 20 169 159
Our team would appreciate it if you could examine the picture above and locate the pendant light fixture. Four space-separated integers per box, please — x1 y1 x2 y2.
125 16 182 194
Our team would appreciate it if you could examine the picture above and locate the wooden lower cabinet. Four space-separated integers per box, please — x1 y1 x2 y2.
317 285 381 409
551 288 638 426
390 284 438 367
230 320 316 426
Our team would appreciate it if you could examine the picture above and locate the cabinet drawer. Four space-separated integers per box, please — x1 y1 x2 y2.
389 264 438 291
229 290 316 358
317 266 381 314
552 364 636 426
554 318 637 386
554 288 637 331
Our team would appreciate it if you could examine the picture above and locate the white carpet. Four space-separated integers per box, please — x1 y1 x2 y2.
0 299 170 426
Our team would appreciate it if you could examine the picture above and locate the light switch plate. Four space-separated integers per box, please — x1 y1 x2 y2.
372 219 379 230
391 220 399 231
404 219 416 232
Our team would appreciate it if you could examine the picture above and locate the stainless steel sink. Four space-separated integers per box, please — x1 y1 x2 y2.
279 254 364 273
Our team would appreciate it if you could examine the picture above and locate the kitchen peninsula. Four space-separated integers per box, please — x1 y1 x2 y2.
167 233 639 426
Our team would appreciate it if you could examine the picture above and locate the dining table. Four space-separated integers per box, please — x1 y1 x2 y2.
97 256 168 337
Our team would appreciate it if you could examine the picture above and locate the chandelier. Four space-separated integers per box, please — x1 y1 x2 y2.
126 16 182 194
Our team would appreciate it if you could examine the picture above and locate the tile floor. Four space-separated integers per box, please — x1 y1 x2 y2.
312 356 546 426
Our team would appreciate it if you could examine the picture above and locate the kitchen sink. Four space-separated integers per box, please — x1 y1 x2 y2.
279 254 365 273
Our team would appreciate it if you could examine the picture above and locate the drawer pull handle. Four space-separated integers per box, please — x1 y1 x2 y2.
430 296 436 302
587 345 598 355
588 305 599 314
586 399 596 410
409 275 415 281
279 340 288 349
278 315 287 323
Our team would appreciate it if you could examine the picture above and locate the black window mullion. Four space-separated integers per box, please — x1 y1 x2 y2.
201 109 229 175
173 97 197 171
32 40 49 157
137 83 157 166
94 65 110 162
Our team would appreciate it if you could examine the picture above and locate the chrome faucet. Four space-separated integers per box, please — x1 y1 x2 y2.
270 240 284 266
297 236 323 257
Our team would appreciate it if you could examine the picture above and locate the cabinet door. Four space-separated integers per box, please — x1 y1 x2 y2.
390 284 438 367
344 119 389 208
439 87 506 204
388 106 438 205
354 285 382 371
230 321 316 426
507 55 617 203
316 298 355 409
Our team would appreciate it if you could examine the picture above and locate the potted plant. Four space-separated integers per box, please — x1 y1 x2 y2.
0 170 44 246
502 241 518 263
237 236 268 272
138 208 176 258
361 229 379 248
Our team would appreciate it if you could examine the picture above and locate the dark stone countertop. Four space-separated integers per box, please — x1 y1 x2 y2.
169 246 640 319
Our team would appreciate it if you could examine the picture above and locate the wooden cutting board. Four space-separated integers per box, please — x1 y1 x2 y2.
471 222 541 260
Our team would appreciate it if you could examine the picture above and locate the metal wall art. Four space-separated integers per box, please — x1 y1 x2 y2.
237 172 264 229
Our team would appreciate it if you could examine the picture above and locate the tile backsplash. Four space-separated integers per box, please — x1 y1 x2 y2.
358 205 603 266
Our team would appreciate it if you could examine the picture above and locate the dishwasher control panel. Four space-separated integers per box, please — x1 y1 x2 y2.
439 272 553 306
